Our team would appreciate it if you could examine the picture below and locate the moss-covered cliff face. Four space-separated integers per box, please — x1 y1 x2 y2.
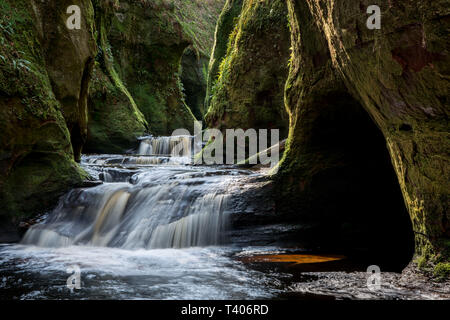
85 0 224 151
177 0 225 120
105 0 197 135
33 0 97 162
204 0 243 113
84 0 147 154
0 0 95 231
278 0 449 271
180 48 208 120
205 0 290 136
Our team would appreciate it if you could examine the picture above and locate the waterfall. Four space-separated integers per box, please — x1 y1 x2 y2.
148 193 229 249
138 135 194 157
22 162 233 250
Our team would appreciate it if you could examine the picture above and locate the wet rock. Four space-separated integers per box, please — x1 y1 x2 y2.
277 0 449 269
78 180 103 188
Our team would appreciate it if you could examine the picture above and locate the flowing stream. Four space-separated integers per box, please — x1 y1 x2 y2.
0 136 285 299
0 136 447 300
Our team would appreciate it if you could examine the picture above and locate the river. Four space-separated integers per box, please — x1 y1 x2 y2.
0 136 448 300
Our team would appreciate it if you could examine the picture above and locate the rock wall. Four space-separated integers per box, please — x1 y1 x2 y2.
278 0 449 270
204 0 243 113
84 0 148 154
205 0 290 137
180 48 209 120
0 0 95 232
0 0 224 232
176 0 225 120
105 0 196 136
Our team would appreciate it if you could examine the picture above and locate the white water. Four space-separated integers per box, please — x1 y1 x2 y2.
20 137 230 250
0 137 445 300
0 137 286 299
22 165 232 250
138 135 194 157
0 244 282 299
0 136 282 299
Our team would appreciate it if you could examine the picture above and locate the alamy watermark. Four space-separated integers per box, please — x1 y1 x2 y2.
367 5 381 30
169 121 281 170
66 265 81 291
66 5 81 30
367 265 382 291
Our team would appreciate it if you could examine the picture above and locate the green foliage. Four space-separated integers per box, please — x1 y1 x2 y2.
205 0 289 137
0 0 88 221
433 263 450 281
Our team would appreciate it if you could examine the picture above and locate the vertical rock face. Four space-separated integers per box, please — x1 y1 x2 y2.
33 0 97 162
180 48 209 120
84 0 148 154
105 0 196 135
0 0 95 229
84 0 224 150
279 0 449 268
205 0 290 137
204 0 243 112
177 0 226 121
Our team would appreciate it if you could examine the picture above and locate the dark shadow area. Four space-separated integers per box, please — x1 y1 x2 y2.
180 48 208 120
293 92 415 271
266 91 416 272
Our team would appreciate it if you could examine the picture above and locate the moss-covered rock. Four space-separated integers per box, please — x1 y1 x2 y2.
433 262 450 281
84 65 148 154
84 0 224 151
278 0 449 268
0 0 93 230
173 0 226 120
205 0 290 137
180 48 209 120
33 0 97 161
104 0 197 135
84 0 147 154
204 0 243 111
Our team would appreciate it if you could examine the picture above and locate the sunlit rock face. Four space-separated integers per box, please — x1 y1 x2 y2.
0 0 96 230
205 0 290 138
278 0 449 268
33 0 97 162
204 0 243 113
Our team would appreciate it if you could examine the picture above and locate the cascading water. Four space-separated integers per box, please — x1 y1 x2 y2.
0 136 444 300
83 136 198 167
138 135 194 157
0 136 287 300
22 138 230 250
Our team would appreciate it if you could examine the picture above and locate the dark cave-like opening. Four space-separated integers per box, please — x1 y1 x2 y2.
293 92 416 272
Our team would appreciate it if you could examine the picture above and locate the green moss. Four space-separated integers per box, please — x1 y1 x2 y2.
205 0 243 110
85 2 147 153
172 0 225 57
204 0 290 137
433 263 450 281
98 0 198 135
180 48 209 120
0 0 89 223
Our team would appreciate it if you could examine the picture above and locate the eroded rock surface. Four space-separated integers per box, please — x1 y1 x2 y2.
0 0 95 230
277 0 449 271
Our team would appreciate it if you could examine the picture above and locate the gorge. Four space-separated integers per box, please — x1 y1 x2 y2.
0 0 448 300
